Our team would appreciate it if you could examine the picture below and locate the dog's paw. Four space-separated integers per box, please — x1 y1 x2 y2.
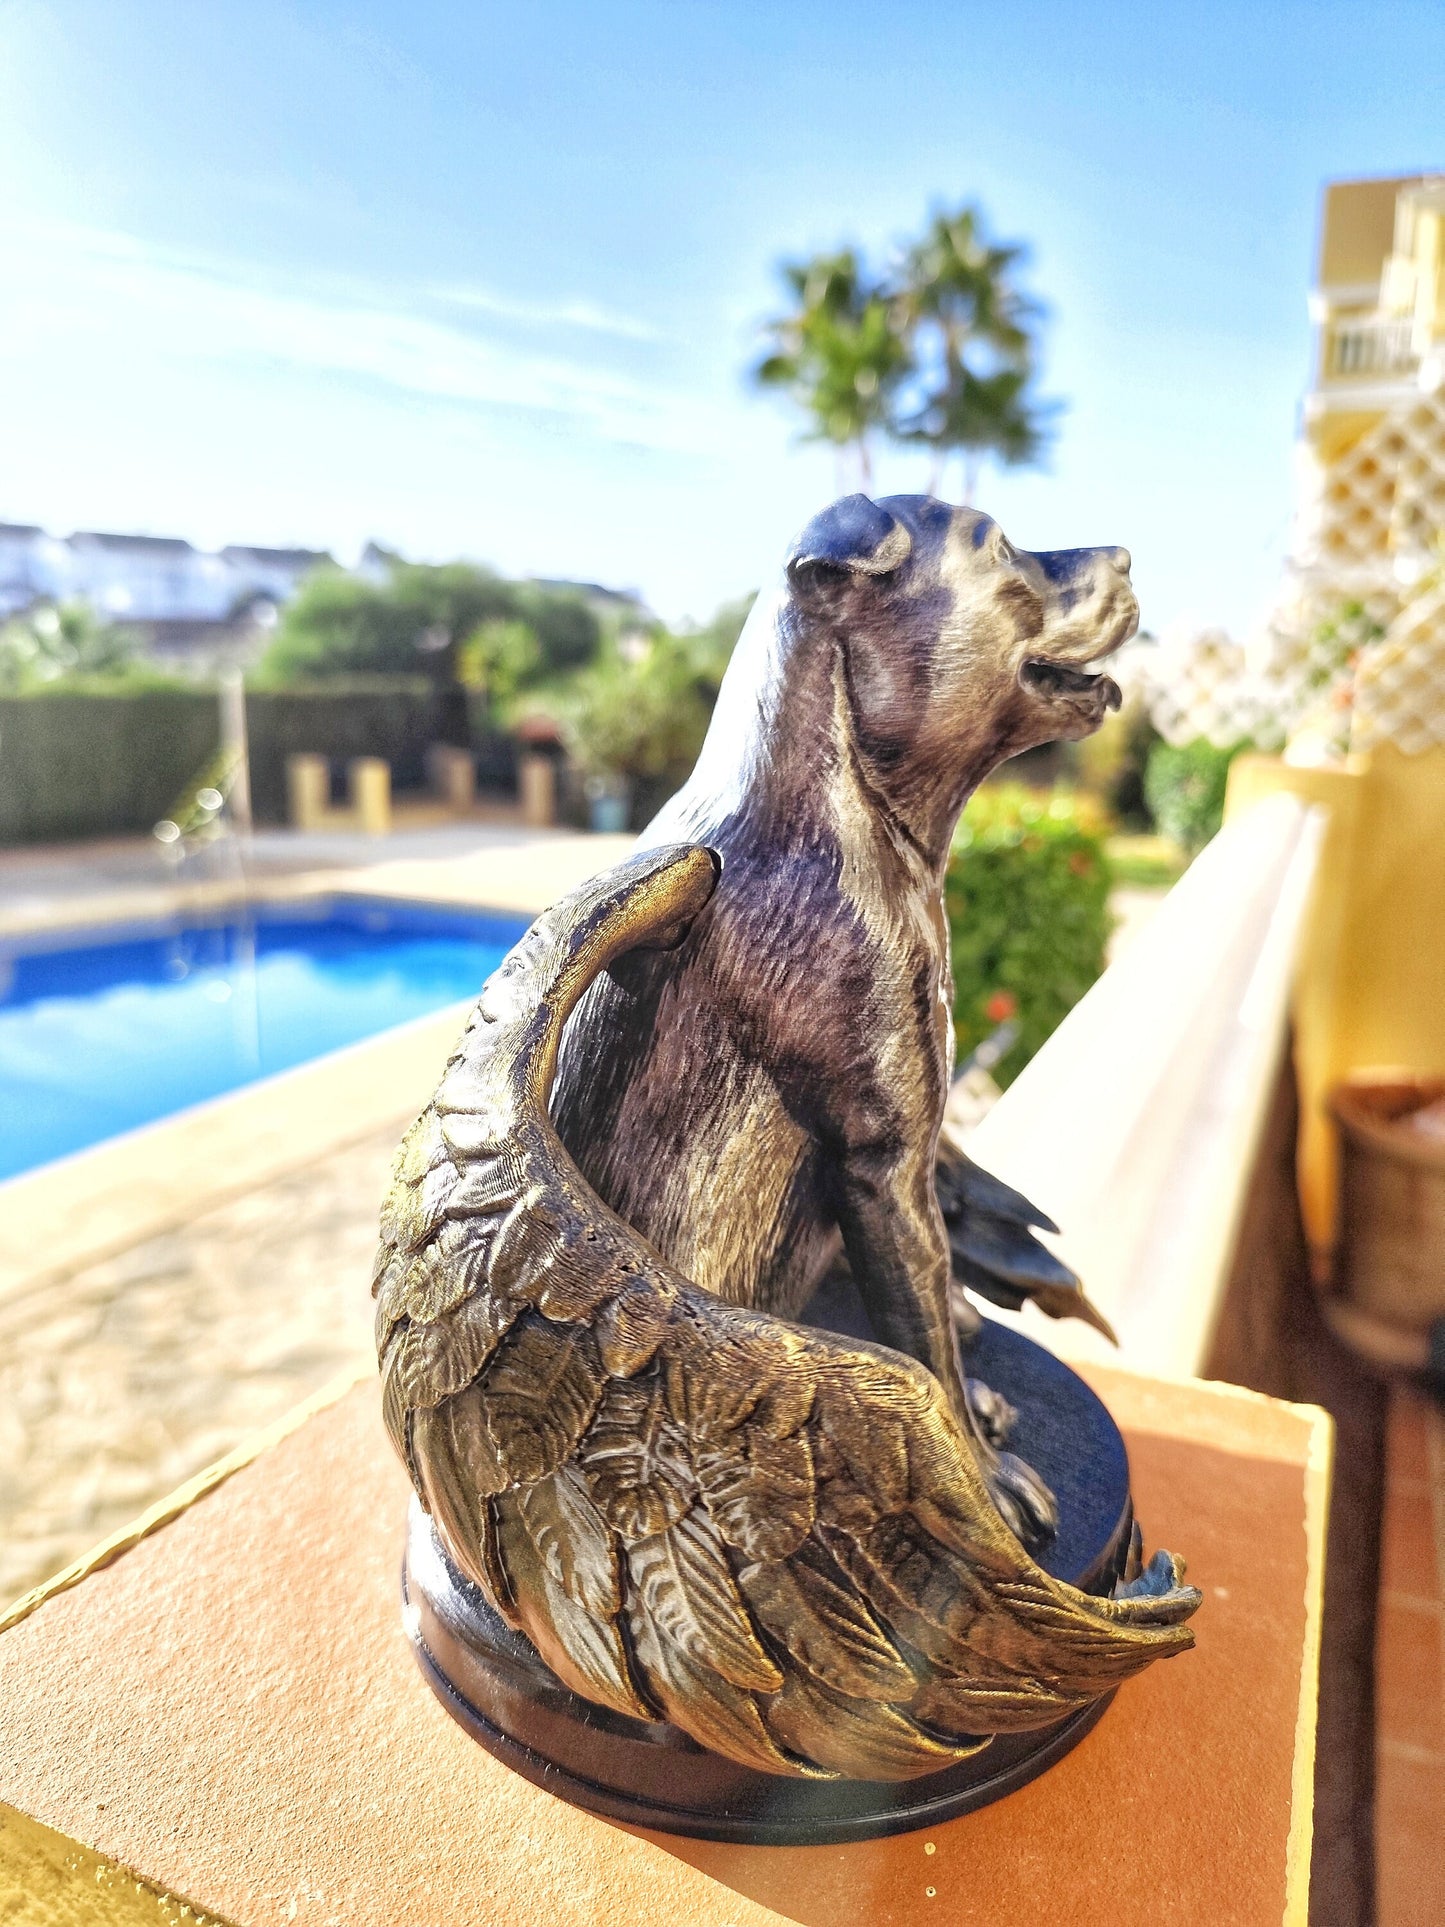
965 1376 1019 1448
985 1447 1060 1549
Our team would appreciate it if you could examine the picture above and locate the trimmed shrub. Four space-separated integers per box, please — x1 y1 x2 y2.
0 683 482 844
0 690 220 843
1143 737 1247 854
945 785 1113 1088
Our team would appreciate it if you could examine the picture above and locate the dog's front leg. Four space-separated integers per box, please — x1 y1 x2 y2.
835 1139 1059 1548
834 1137 963 1407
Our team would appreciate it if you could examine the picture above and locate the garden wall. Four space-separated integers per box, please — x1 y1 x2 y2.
0 685 508 844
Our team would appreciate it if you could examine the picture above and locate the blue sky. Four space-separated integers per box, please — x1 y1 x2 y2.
0 1 1441 630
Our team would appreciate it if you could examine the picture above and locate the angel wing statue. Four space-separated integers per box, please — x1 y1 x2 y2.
376 844 1199 1785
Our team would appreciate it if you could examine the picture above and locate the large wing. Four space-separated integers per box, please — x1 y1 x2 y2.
936 1132 1118 1344
375 845 1199 1781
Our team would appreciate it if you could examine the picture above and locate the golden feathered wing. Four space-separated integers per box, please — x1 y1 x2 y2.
374 844 1199 1781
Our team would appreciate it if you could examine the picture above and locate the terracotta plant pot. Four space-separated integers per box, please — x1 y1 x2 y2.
1330 1072 1445 1327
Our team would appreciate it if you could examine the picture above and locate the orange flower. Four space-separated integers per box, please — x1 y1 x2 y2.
984 990 1017 1023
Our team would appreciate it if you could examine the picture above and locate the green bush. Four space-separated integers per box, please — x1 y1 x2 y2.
945 785 1113 1088
552 602 754 826
1143 737 1247 854
1065 691 1160 830
555 640 715 788
258 562 601 689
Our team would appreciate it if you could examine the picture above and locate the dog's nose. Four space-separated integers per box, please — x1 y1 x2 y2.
1107 547 1132 577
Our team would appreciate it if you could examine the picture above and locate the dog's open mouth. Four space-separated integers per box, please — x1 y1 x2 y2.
1018 656 1123 713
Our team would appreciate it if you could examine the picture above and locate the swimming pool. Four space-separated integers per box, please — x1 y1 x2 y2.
0 897 530 1181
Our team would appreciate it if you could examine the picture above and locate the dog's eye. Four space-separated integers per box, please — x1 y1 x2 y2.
988 526 1016 567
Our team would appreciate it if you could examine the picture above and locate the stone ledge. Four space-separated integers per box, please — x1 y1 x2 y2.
0 1362 1329 1927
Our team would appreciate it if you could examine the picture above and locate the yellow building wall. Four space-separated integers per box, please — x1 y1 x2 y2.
1318 177 1414 289
1225 748 1445 1257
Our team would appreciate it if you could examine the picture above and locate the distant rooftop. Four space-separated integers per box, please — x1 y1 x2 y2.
219 544 333 569
531 577 649 611
68 531 195 556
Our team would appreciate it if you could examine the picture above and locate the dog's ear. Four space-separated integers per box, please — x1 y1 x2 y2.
787 496 912 601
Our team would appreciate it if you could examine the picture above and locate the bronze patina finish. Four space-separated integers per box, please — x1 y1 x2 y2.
376 495 1201 1784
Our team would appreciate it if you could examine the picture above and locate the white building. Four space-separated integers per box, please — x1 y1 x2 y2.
0 524 332 674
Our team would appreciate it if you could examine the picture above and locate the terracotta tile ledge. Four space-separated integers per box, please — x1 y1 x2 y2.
0 1359 1330 1927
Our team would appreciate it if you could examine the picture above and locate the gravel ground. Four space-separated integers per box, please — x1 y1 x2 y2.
0 1119 407 1604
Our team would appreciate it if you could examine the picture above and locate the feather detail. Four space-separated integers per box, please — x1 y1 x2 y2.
479 1313 606 1486
625 1595 811 1776
626 1508 783 1694
515 1462 621 1617
495 1493 652 1720
764 1672 975 1780
413 1403 517 1625
738 1538 915 1701
580 1376 694 1540
695 1424 815 1562
937 1134 1116 1342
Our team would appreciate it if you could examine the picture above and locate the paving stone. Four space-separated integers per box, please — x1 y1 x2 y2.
0 1121 405 1603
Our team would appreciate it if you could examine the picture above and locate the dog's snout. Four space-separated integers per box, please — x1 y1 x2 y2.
1107 546 1132 578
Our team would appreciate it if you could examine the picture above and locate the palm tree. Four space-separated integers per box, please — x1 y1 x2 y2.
752 251 912 488
897 206 1054 501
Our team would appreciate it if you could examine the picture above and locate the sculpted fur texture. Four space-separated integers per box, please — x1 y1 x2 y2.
375 497 1202 1780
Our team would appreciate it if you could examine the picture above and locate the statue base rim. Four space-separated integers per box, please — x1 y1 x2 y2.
400 1317 1137 1845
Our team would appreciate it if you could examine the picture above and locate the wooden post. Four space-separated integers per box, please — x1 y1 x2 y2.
428 746 475 815
518 752 556 829
286 754 329 831
349 758 391 836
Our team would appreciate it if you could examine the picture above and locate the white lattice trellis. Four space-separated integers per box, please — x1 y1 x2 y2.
1354 586 1445 752
1265 388 1445 757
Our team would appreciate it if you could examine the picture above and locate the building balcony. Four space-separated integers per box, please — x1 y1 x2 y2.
1322 315 1418 382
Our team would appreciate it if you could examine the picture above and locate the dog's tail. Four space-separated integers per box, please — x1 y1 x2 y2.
374 846 1200 1782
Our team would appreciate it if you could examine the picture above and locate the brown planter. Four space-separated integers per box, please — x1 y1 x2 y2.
1330 1072 1445 1326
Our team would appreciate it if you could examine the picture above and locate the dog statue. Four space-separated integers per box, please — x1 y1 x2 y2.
375 496 1200 1784
550 493 1131 1539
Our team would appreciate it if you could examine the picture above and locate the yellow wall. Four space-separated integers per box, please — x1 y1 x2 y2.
1225 748 1445 1258
1318 176 1419 289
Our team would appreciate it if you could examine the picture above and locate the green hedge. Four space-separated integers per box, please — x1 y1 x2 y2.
0 691 221 843
0 684 494 844
945 785 1113 1088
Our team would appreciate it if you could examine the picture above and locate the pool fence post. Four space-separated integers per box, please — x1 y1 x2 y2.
219 668 253 838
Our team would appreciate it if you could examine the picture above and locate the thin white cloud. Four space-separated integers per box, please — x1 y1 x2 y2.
430 282 663 342
0 219 729 457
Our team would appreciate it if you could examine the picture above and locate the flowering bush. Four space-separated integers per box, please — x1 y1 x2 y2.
944 785 1113 1088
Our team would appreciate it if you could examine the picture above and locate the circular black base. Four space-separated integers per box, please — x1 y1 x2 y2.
401 1317 1135 1845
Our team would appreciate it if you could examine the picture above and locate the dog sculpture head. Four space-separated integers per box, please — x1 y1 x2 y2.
763 493 1136 850
674 492 1137 860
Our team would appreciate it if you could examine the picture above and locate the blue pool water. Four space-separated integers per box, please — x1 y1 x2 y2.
0 897 529 1181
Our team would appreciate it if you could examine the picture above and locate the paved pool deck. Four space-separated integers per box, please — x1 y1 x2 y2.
0 819 633 941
